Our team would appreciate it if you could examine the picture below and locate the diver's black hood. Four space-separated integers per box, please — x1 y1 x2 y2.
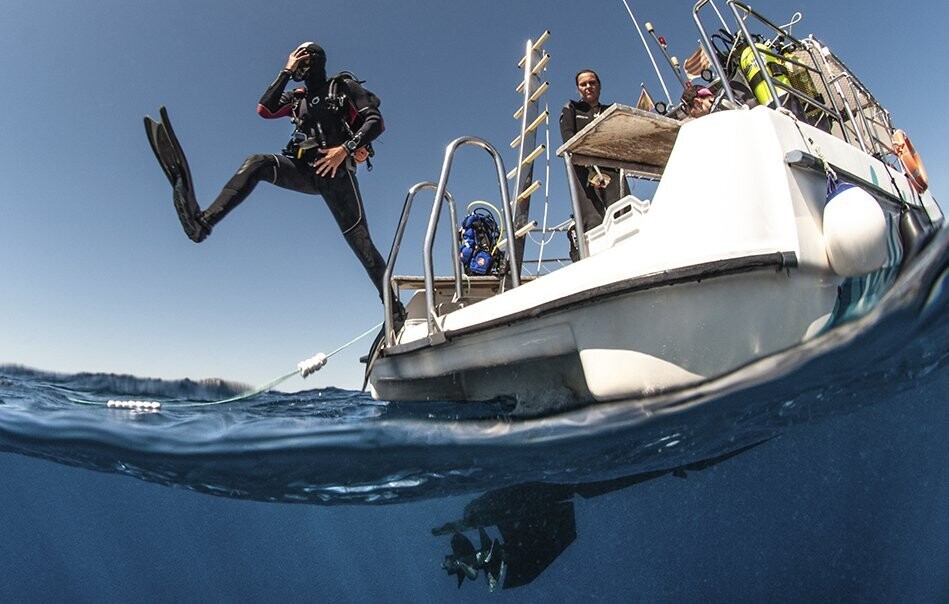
305 66 327 88
293 41 327 86
304 43 326 87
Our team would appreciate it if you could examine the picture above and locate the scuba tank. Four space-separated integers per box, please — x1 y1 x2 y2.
739 42 792 107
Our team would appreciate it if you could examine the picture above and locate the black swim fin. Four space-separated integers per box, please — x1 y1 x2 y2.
144 114 177 187
143 106 209 243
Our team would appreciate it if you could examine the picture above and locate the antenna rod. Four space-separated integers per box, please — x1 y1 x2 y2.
645 21 688 87
621 0 672 104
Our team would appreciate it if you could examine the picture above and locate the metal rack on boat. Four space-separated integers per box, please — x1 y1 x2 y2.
693 0 899 157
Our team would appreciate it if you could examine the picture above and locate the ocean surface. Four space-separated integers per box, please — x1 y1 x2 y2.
2 230 947 602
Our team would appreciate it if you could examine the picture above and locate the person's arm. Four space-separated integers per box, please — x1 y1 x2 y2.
339 79 384 148
559 102 577 144
313 78 384 178
257 70 293 118
258 48 309 119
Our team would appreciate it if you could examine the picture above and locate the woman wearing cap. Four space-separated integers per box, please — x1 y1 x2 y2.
681 85 715 119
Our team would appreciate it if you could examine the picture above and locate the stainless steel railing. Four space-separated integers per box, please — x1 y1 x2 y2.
382 137 516 344
692 0 890 150
382 182 459 346
422 137 518 335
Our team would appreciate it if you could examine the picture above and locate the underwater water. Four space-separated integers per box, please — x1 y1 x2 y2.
1 231 947 602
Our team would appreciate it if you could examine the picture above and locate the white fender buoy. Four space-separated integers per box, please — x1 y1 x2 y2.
823 184 888 276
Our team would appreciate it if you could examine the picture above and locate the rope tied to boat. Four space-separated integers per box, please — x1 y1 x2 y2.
297 321 382 377
808 136 837 183
67 321 383 411
782 103 841 192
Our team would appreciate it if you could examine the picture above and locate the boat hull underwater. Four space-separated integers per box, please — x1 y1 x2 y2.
368 105 942 406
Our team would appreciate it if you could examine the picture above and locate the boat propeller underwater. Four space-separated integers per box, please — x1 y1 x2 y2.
441 529 507 591
67 322 384 412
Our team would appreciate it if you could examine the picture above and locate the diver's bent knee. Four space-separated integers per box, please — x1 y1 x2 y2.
239 153 276 174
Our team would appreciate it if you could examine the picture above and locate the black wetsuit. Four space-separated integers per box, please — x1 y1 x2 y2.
201 68 388 298
559 100 622 232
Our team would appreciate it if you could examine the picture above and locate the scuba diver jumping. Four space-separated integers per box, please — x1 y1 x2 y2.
145 42 392 303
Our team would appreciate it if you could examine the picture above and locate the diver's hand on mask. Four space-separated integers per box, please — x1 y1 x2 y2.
285 48 309 71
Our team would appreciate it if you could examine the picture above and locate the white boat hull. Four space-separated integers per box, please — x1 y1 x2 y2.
369 107 937 405
370 258 839 403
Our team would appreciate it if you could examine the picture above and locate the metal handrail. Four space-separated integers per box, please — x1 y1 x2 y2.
562 151 590 259
693 0 739 106
797 38 897 155
726 1 850 145
423 136 518 335
382 182 459 346
693 1 857 145
801 36 892 156
841 73 873 152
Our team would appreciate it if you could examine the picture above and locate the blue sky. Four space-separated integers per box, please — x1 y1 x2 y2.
1 0 945 391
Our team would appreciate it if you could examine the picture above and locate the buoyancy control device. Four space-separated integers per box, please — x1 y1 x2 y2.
458 209 506 276
283 71 379 166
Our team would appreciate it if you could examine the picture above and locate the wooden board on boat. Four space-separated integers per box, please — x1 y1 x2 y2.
556 104 681 178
